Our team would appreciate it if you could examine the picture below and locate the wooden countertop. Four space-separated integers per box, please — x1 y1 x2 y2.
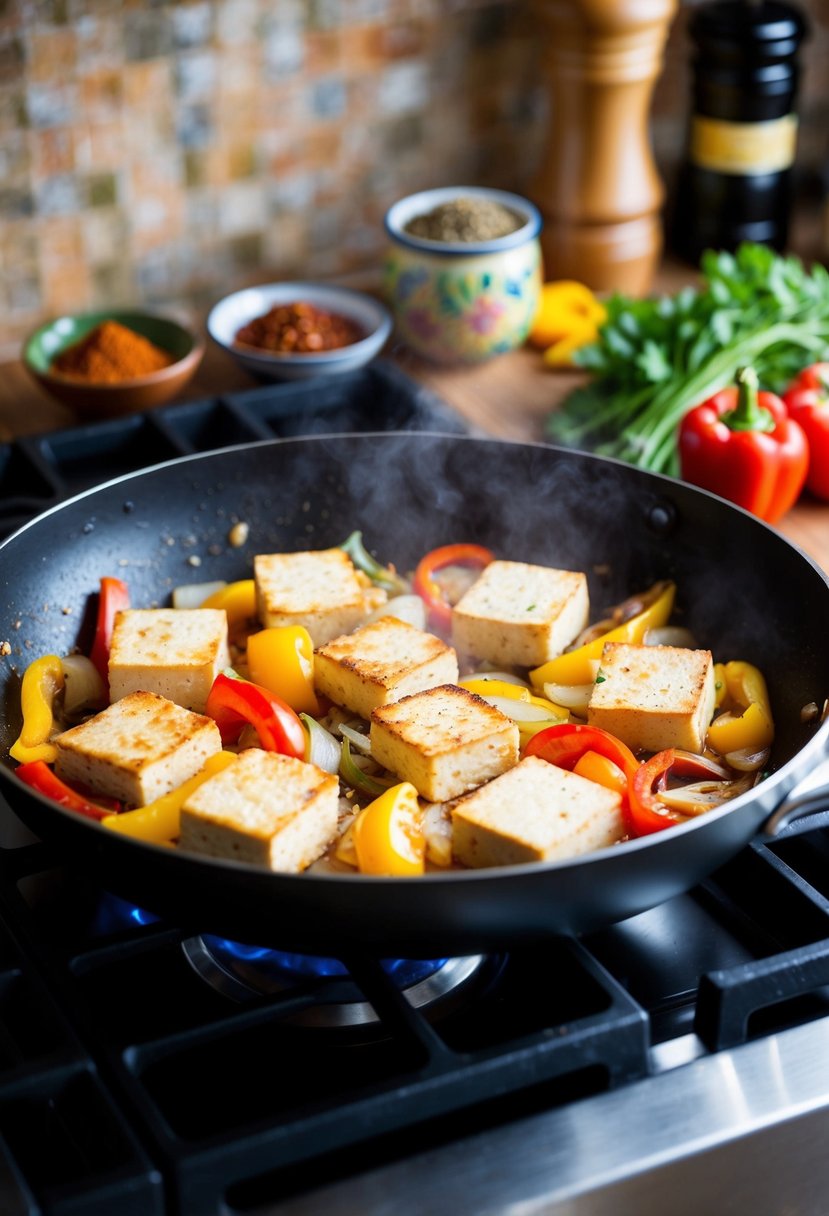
2 328 828 573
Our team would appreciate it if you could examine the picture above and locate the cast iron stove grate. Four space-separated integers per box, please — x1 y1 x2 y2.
1 804 829 1215
0 360 467 541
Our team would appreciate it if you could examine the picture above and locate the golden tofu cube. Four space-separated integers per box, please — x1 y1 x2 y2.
54 690 222 807
314 616 459 719
452 756 624 868
109 607 230 713
587 642 716 754
451 560 589 667
254 548 386 646
179 748 339 872
369 683 519 802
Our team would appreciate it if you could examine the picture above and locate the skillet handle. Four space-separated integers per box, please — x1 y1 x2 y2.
763 761 829 837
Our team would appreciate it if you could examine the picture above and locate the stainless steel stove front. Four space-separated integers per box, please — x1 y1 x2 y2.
268 1017 829 1216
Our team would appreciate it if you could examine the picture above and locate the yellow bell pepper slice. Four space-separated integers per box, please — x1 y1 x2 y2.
201 579 257 631
706 661 774 755
101 750 237 843
542 318 604 369
10 654 65 765
529 581 676 689
246 625 320 715
459 678 531 702
529 281 606 350
352 781 425 877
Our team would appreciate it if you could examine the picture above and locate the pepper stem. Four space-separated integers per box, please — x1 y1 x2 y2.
723 367 776 434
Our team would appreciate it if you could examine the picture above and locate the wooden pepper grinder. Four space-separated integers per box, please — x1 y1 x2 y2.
531 0 678 295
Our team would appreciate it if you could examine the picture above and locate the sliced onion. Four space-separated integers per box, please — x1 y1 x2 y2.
421 802 453 868
483 695 568 742
172 580 226 608
483 694 563 723
300 713 341 774
60 654 106 717
570 618 614 649
660 774 755 815
365 594 426 630
542 681 594 715
724 746 771 773
671 749 731 780
643 627 696 648
339 722 372 754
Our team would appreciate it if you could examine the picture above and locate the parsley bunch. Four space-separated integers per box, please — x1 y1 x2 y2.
545 243 829 476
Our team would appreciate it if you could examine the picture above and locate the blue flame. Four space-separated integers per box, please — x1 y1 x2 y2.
92 892 160 936
203 936 448 985
93 894 447 985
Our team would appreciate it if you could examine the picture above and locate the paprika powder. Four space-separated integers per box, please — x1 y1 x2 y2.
235 302 364 354
678 366 808 523
51 320 174 382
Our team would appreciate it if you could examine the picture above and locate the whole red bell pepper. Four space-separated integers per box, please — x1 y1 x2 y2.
205 672 306 758
783 362 829 501
678 367 808 524
412 543 494 632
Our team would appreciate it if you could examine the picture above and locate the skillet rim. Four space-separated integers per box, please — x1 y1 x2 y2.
0 428 827 889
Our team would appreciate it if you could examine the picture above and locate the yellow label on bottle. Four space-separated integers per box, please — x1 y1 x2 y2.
690 114 798 176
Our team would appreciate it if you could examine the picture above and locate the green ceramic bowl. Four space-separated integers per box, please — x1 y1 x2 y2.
23 310 205 417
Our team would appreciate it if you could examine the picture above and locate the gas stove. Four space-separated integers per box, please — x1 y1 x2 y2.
3 793 829 1215
1 366 829 1215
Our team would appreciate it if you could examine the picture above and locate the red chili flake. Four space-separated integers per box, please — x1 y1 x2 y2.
234 302 366 354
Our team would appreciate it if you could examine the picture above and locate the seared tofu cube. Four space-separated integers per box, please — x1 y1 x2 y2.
451 560 589 667
254 548 386 646
109 608 230 713
179 748 339 872
587 642 716 754
54 690 222 807
370 683 519 803
452 756 624 868
314 616 459 720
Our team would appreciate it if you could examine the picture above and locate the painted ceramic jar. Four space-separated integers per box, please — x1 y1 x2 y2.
384 187 543 365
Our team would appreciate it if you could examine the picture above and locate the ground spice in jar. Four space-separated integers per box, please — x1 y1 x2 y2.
50 320 174 382
235 302 365 354
403 196 523 243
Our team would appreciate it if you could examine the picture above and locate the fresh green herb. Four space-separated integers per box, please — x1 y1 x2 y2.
340 530 408 594
526 603 536 611
595 669 607 684
546 243 829 476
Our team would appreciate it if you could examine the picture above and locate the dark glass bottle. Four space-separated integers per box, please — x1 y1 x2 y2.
672 1 808 263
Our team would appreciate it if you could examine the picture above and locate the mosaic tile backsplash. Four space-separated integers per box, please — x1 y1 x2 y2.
1 0 827 359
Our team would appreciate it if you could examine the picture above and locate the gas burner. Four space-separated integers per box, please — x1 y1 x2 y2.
181 935 491 1028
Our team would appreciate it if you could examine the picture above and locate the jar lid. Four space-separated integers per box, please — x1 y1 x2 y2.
690 1 808 52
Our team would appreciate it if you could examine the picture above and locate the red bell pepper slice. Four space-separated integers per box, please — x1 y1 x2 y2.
525 722 639 779
412 543 494 632
205 672 306 758
15 760 113 822
783 362 829 501
678 366 808 524
89 576 130 688
627 749 689 836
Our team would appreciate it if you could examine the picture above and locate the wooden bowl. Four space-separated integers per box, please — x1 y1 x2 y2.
23 311 205 417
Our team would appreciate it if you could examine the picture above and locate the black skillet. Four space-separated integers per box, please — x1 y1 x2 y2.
0 433 827 958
